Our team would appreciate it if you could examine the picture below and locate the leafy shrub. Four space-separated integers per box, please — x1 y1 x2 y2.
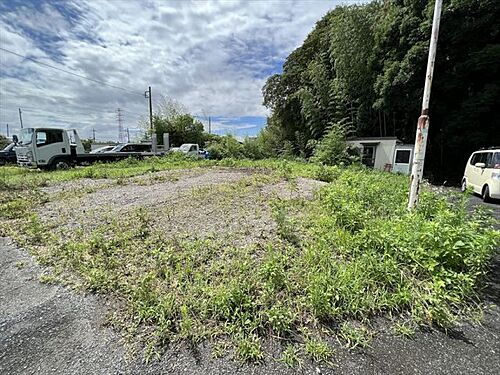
313 164 340 182
206 135 244 160
241 136 270 159
310 122 359 166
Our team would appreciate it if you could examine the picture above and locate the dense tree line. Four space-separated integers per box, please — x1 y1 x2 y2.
262 0 500 181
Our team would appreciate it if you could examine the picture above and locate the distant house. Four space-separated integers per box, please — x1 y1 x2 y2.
347 137 414 175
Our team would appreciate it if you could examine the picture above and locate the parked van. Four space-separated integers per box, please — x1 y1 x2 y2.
462 148 500 202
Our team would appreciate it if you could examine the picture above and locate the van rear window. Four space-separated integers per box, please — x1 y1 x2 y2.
493 153 500 168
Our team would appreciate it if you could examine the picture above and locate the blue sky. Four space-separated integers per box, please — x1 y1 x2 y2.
0 0 355 141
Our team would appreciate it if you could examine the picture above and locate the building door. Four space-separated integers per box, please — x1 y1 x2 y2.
392 148 413 175
361 145 376 168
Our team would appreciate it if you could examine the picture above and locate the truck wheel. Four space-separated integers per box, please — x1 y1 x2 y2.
53 159 71 170
482 185 491 203
461 179 467 192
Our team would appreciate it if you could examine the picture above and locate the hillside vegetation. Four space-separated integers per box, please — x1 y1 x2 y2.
261 0 500 181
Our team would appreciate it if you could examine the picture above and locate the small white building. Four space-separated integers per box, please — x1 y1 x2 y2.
347 137 414 175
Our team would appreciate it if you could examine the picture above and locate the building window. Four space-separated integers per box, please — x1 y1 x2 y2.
395 150 411 164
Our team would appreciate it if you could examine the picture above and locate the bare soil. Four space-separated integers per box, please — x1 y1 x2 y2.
39 168 325 246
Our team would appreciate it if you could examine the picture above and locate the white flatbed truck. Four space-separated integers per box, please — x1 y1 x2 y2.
15 127 163 170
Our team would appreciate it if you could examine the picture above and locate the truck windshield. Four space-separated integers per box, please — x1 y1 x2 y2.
19 128 34 145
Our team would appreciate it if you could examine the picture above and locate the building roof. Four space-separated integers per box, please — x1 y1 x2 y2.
348 136 400 141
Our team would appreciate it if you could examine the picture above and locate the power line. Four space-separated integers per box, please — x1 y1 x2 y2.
0 104 146 119
1 86 149 117
0 46 144 97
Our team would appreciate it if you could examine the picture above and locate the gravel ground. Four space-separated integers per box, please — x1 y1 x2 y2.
39 168 326 246
1 170 499 375
2 235 499 375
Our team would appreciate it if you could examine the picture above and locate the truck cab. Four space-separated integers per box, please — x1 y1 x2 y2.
15 128 84 169
179 143 200 157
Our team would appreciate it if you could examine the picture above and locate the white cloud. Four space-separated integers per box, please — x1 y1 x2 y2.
0 0 360 141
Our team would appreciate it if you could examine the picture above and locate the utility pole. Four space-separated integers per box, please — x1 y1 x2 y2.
92 128 96 142
408 0 442 210
116 108 124 143
144 86 153 138
6 124 9 138
18 108 23 129
208 116 211 134
127 128 130 143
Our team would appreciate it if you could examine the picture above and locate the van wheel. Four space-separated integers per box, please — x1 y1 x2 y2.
461 179 467 192
482 185 491 203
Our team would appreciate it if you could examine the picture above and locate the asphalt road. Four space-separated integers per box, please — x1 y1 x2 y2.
1 199 499 375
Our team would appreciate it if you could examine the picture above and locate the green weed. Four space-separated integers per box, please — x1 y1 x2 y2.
392 321 416 338
338 322 372 349
280 344 303 368
1 158 498 366
235 334 264 362
304 337 334 363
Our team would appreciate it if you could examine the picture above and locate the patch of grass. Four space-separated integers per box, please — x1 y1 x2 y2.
265 303 295 336
39 272 58 284
280 344 303 368
338 322 372 348
1 158 498 365
212 341 230 359
0 154 214 189
304 337 334 363
235 334 264 362
392 321 416 338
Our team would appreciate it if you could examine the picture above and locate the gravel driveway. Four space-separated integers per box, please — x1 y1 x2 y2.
1 173 499 375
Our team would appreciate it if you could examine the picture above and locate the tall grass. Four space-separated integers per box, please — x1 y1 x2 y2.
0 158 498 363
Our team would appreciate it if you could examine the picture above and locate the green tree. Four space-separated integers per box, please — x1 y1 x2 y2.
146 96 207 147
81 139 93 152
154 114 205 147
310 120 359 166
262 0 500 181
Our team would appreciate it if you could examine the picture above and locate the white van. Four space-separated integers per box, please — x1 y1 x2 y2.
462 148 500 202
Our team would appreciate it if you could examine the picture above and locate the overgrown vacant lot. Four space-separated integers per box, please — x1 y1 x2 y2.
0 156 498 365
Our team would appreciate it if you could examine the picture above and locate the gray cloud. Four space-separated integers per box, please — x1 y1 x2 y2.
0 0 362 141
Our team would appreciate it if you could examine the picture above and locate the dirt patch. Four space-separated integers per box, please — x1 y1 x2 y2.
39 168 325 246
40 178 113 195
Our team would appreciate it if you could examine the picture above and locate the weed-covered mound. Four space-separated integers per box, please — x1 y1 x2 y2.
1 162 498 364
296 170 498 326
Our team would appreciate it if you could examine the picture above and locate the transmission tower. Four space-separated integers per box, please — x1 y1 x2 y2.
116 108 124 143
